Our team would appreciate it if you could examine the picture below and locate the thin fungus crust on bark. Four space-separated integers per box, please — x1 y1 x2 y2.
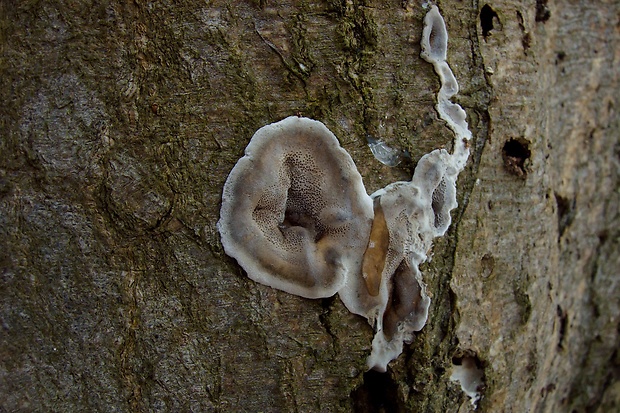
218 5 472 374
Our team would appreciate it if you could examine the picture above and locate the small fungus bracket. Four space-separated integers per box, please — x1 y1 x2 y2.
451 354 485 407
218 116 374 299
218 5 471 374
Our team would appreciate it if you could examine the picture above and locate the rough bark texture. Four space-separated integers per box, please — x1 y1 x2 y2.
1 0 618 412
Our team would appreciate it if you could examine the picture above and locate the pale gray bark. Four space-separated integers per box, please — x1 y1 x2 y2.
1 1 618 412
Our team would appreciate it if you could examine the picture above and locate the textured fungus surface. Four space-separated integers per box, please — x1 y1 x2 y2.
218 116 374 299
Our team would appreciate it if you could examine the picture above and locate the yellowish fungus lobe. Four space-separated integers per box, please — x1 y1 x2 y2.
361 198 390 297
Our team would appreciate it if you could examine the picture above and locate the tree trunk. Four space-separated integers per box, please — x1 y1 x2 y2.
1 0 618 412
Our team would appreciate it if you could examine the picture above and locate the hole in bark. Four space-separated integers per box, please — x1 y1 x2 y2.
557 305 568 350
352 370 405 413
502 138 530 177
554 193 575 238
535 0 551 22
480 5 499 39
555 51 566 65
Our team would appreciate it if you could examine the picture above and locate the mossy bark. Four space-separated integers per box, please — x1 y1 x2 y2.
1 1 618 412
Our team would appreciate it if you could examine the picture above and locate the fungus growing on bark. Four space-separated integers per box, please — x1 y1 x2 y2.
360 150 458 371
217 116 374 299
360 4 472 372
451 355 485 406
421 5 472 171
218 5 471 374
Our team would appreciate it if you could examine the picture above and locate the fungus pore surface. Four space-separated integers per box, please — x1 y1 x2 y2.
218 116 374 299
218 5 471 373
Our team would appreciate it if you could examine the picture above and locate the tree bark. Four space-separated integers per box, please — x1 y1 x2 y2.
1 0 618 412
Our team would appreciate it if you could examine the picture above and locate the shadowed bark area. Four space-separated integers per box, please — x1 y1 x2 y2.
0 0 618 412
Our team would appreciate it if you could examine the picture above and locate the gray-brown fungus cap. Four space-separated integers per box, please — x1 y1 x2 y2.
218 116 374 299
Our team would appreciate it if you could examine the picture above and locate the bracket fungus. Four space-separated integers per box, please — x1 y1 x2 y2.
218 116 374 299
450 355 485 406
218 5 471 373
